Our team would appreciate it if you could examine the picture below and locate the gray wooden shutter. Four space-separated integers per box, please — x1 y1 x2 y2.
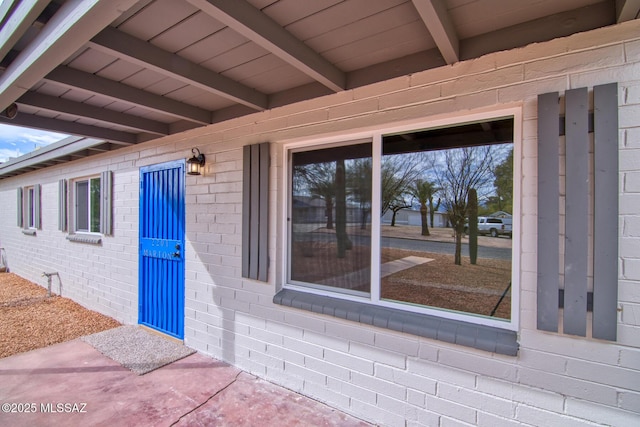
58 179 67 231
242 142 269 282
537 91 560 333
592 83 619 340
34 184 41 230
100 171 113 236
537 83 618 340
17 187 23 228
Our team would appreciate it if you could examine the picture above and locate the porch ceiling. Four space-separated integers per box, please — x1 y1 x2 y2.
0 0 638 178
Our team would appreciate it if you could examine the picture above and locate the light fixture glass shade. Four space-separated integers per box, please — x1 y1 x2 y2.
187 148 205 175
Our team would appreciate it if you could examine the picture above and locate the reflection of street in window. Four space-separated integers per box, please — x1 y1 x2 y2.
288 117 515 322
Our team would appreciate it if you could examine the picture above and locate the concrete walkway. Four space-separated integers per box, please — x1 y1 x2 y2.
0 340 372 427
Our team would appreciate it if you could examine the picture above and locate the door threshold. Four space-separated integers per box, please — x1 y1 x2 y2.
138 325 183 344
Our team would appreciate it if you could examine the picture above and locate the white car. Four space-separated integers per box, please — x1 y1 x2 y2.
465 217 512 238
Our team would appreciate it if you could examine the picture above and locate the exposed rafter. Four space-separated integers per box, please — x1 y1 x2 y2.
460 2 615 60
0 0 140 112
0 113 137 144
44 66 212 125
186 0 346 92
411 0 459 64
0 0 48 63
617 0 640 21
0 0 15 26
88 27 268 110
17 91 170 135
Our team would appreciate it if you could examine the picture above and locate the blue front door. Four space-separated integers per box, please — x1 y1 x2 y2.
139 160 185 338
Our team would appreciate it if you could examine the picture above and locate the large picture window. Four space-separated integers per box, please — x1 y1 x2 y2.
286 113 518 328
75 177 101 233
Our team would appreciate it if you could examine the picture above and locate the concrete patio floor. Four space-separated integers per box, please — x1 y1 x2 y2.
0 339 373 427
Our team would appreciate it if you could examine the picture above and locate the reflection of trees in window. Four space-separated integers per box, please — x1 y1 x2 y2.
488 148 513 215
431 145 498 265
348 158 372 231
304 163 336 229
290 144 372 293
408 179 440 236
288 118 515 319
381 153 423 226
90 178 100 232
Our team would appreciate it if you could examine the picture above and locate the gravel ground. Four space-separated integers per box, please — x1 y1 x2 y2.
0 273 120 359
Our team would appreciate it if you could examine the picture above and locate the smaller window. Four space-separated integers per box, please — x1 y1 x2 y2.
74 177 101 233
20 185 40 230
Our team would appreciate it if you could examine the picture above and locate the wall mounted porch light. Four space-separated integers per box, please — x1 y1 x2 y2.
187 148 205 175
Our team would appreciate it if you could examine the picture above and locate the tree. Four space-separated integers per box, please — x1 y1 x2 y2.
409 179 439 236
306 163 336 229
348 158 372 230
428 189 441 228
492 148 513 214
432 146 497 265
388 197 412 226
468 188 478 265
380 154 423 217
335 159 349 258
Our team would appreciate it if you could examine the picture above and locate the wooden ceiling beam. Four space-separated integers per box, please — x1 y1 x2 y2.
44 66 212 124
460 2 615 60
0 0 140 112
88 27 268 110
0 0 48 65
411 0 459 64
186 0 346 92
17 91 170 135
616 0 640 22
0 113 137 144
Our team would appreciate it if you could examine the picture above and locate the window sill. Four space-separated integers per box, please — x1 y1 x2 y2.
66 234 102 245
21 229 36 236
273 289 519 356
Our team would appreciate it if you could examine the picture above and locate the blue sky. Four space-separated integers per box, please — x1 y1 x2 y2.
0 124 68 163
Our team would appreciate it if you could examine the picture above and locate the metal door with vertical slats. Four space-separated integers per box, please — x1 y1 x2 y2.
139 160 185 338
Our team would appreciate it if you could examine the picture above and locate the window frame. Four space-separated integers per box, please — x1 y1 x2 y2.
71 175 102 234
280 108 522 332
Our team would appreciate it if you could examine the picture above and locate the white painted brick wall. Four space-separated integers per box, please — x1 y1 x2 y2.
1 20 640 426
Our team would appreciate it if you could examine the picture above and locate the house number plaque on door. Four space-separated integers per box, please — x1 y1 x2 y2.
141 238 182 260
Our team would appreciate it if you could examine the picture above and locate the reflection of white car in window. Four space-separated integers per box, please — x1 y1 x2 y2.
465 217 512 238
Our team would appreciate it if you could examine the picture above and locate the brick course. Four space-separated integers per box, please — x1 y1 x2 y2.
1 20 639 426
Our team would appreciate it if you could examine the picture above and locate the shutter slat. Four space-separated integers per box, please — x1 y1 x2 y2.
537 92 560 332
17 187 23 228
34 184 41 229
58 180 67 231
101 171 113 236
593 83 619 341
258 142 269 282
242 145 251 278
563 87 589 337
249 144 260 280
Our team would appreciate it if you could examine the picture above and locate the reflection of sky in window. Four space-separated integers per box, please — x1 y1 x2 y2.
383 143 513 205
0 124 68 163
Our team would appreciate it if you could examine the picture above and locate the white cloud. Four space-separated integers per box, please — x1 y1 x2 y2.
0 147 24 163
0 124 68 163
